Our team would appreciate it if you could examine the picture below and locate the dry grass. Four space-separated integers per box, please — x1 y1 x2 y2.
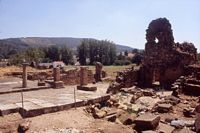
0 66 48 78
64 65 133 78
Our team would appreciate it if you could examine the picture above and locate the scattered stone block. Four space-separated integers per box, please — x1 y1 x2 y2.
77 85 97 91
142 89 156 96
92 107 107 119
18 120 31 132
156 103 172 113
183 107 194 117
158 123 175 133
117 110 136 125
134 113 160 131
164 95 180 105
104 113 117 122
171 120 185 129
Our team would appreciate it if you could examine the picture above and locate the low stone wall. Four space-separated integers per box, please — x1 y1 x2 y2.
61 68 94 85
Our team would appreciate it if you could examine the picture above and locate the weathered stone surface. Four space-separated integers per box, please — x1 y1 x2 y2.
53 81 64 89
77 85 97 91
134 113 160 131
156 103 172 113
139 18 197 88
183 107 194 117
172 128 195 133
164 95 180 105
61 67 94 85
195 116 200 132
117 110 136 125
170 120 185 129
135 96 160 111
158 123 175 133
104 114 117 122
142 89 156 96
0 104 20 116
93 110 107 119
18 120 31 132
182 83 200 96
195 104 200 113
94 62 103 82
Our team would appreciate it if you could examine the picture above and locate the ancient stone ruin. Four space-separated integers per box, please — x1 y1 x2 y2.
94 62 103 82
61 67 94 85
107 18 198 94
139 18 197 89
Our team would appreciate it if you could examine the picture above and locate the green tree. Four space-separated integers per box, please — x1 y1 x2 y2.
46 45 61 61
25 47 45 63
78 39 89 65
124 50 128 56
61 46 74 65
78 39 116 65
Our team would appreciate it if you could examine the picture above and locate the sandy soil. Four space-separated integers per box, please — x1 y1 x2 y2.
0 107 134 133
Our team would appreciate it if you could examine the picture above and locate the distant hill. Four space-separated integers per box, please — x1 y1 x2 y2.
0 37 135 58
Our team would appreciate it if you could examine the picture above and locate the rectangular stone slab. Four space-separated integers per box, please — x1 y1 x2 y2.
134 113 160 131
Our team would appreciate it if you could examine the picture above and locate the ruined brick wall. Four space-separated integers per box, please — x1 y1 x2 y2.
116 67 139 88
140 18 197 88
61 67 94 85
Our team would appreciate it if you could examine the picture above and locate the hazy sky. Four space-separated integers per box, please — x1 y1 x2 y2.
0 0 199 51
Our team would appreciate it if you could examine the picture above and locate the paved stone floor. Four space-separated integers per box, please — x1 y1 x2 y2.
0 77 49 94
0 80 109 117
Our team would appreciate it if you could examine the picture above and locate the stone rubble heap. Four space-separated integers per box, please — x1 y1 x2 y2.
87 86 200 132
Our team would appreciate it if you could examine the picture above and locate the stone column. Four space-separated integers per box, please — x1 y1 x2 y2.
80 67 87 86
53 67 64 88
54 67 60 82
95 62 102 82
22 63 29 88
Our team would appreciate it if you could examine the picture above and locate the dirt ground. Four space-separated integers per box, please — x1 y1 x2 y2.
0 107 134 133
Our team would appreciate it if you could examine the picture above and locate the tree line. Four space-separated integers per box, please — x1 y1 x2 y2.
5 39 144 66
78 39 116 65
10 46 74 65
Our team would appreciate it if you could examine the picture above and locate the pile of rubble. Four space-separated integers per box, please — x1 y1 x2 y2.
107 67 139 94
86 86 200 132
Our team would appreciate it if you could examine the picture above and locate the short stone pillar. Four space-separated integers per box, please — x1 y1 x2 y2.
53 67 64 88
94 62 103 82
77 66 97 91
54 67 61 82
22 63 29 88
80 67 88 86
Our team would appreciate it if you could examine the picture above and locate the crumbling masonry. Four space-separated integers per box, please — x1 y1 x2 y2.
139 18 197 89
107 18 198 93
